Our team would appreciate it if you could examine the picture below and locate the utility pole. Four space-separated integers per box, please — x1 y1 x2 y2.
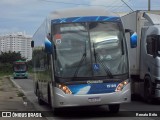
148 0 151 11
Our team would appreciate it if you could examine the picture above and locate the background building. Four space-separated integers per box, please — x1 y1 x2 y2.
0 32 32 61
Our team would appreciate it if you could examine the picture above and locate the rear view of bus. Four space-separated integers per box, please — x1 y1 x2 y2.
32 7 135 113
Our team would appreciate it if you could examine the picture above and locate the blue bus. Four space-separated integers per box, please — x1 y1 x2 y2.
31 7 137 113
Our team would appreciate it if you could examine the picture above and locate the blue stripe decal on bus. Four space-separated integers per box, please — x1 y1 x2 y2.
68 82 119 95
51 16 120 24
72 17 83 22
96 16 100 21
60 18 66 23
103 17 115 21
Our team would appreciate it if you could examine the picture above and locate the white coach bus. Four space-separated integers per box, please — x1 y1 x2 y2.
31 7 137 113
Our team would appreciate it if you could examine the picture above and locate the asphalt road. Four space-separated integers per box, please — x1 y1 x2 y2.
11 78 160 120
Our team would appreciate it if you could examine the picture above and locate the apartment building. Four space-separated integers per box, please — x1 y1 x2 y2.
0 32 32 61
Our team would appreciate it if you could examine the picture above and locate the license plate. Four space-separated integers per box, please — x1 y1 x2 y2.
88 97 101 103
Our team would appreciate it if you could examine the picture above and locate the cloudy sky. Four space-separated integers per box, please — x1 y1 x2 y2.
0 0 160 36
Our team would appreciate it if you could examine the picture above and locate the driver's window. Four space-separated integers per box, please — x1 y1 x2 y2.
146 35 156 55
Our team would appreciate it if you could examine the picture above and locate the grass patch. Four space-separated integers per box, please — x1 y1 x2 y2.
0 79 3 81
0 73 12 78
17 91 25 97
0 87 4 91
0 80 3 85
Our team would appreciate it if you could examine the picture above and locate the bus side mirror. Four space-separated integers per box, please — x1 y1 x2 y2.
125 29 137 48
31 41 34 48
45 37 53 54
130 32 137 48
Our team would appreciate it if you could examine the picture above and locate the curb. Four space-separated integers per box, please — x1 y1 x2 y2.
9 77 40 110
9 76 29 104
9 76 26 94
9 77 54 120
9 77 52 120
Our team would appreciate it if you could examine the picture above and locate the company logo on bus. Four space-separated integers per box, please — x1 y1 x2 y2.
87 80 103 84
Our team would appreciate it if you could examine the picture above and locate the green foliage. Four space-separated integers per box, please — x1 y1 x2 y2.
0 51 26 64
32 49 45 68
17 91 24 97
0 63 12 75
24 60 32 73
0 51 26 76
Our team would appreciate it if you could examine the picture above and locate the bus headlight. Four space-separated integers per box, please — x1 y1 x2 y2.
115 80 129 92
57 84 72 94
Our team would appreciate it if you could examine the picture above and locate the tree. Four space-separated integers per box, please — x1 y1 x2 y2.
0 51 26 64
0 51 26 74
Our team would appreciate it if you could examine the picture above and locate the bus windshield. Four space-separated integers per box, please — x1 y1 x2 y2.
52 22 128 78
14 63 27 72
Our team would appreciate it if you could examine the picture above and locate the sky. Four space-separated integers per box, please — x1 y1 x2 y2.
0 0 160 36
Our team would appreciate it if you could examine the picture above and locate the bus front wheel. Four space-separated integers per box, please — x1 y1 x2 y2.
108 104 120 113
37 89 44 105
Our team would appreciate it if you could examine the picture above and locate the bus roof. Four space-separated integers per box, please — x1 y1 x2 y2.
48 7 119 20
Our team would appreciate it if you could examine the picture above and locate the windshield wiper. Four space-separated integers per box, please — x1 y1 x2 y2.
73 41 87 79
93 43 113 78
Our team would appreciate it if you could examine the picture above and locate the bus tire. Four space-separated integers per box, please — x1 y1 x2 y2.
34 82 38 96
108 104 120 113
48 86 52 108
144 76 153 103
37 88 44 105
53 108 61 115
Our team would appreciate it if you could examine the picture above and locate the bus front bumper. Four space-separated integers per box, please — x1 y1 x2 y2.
13 72 28 79
53 83 131 108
